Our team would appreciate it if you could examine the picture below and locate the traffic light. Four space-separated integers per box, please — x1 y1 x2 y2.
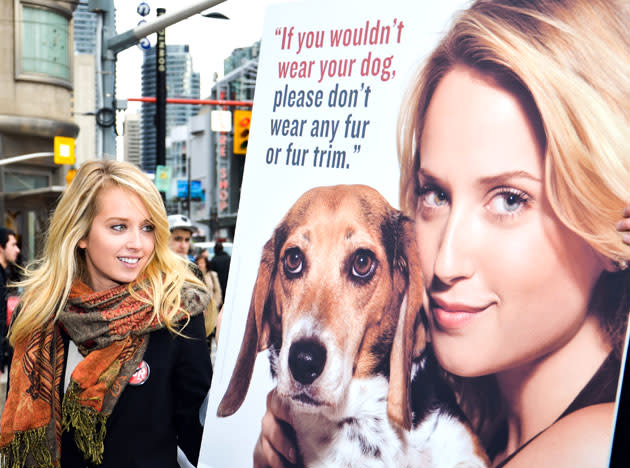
233 110 252 155
65 169 77 186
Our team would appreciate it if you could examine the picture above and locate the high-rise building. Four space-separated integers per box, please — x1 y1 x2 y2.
72 1 99 164
73 1 98 55
123 113 142 167
140 44 200 173
207 42 259 240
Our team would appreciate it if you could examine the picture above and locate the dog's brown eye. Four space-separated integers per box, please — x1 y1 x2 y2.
284 248 304 277
350 250 376 280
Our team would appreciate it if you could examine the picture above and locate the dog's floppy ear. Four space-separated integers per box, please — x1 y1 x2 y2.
387 214 425 431
217 233 279 417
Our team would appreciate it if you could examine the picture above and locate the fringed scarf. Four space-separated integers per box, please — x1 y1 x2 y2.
0 280 209 468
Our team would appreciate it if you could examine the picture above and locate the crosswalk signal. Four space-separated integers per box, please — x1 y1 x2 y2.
233 110 252 155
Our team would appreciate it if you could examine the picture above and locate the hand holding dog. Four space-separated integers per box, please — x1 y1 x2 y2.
254 389 301 468
618 206 630 245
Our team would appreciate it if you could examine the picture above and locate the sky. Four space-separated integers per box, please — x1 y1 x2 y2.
114 0 299 112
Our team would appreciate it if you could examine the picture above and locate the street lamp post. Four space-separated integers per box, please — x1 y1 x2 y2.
156 8 167 170
89 0 227 159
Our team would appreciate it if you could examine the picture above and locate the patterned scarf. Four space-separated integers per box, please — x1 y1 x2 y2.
0 280 209 468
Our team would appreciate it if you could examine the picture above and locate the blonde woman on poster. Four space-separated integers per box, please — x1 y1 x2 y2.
254 0 630 467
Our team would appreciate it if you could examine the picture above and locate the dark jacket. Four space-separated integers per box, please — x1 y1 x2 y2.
60 312 212 467
209 252 231 300
0 266 8 369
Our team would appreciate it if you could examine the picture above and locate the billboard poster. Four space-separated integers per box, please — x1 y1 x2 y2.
198 1 630 467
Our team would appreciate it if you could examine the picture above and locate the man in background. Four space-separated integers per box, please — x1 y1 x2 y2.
168 214 196 260
0 227 20 373
167 215 217 356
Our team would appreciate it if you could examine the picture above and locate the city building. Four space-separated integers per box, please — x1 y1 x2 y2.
123 113 141 167
0 0 78 262
73 54 97 163
207 42 259 240
73 1 98 55
151 42 261 243
140 44 200 173
162 113 213 241
72 1 98 163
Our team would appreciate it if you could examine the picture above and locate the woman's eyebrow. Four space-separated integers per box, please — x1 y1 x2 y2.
417 168 441 184
103 217 152 224
417 168 541 188
478 170 541 186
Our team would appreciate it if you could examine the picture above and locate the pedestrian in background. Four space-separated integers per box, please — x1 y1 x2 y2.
0 227 20 374
194 252 222 365
0 160 212 467
168 214 196 261
209 241 231 302
194 253 222 310
168 215 218 352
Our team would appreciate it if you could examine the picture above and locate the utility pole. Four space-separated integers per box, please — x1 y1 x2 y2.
88 0 227 160
156 8 167 169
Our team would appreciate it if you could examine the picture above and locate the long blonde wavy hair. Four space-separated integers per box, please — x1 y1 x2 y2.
9 160 204 345
397 0 630 445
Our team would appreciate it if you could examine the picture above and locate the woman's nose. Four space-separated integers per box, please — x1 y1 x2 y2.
126 229 142 248
433 209 475 285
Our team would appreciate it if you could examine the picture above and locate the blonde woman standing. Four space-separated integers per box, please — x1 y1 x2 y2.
253 1 630 467
0 160 212 468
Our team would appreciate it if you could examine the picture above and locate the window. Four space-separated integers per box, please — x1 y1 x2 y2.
4 170 50 192
15 1 72 88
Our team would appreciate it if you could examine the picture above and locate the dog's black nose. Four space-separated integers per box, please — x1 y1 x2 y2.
288 339 327 385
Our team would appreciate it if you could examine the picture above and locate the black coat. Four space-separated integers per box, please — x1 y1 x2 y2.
60 313 212 467
208 252 231 300
0 266 8 369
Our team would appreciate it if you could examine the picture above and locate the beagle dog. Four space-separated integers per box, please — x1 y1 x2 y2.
218 185 488 467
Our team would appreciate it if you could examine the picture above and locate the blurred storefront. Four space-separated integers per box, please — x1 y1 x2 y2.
0 0 78 262
207 42 259 241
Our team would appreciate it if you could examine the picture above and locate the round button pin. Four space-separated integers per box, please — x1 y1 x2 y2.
129 360 150 386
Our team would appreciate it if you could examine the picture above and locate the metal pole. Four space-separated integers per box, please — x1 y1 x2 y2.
106 0 227 54
0 152 54 166
128 97 253 107
99 0 228 161
155 8 167 171
187 154 192 218
100 0 117 160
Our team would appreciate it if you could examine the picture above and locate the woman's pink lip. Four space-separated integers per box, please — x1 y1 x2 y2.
429 296 490 329
430 296 489 313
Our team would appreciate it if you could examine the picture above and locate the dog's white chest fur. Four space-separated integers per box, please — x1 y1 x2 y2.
291 376 486 468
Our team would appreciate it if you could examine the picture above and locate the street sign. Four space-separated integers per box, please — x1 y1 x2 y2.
53 136 75 165
136 19 153 49
137 2 150 17
177 180 203 200
155 165 171 193
210 110 232 132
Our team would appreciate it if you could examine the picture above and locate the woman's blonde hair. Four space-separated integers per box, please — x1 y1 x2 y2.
399 0 629 260
10 160 204 345
397 0 630 444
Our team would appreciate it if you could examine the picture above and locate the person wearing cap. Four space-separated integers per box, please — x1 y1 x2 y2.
168 214 195 260
168 215 218 357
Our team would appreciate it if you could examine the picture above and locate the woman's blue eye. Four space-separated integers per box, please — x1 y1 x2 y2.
111 224 125 232
142 224 155 232
490 190 529 214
